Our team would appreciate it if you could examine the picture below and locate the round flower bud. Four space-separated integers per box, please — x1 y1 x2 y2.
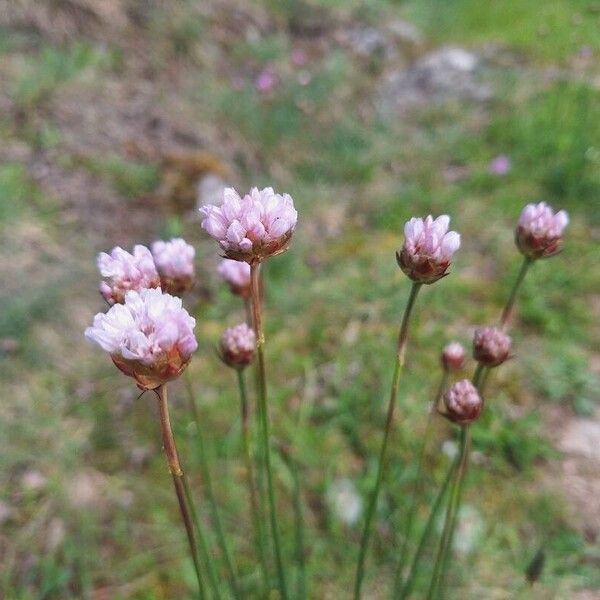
220 323 256 369
200 187 298 263
515 202 569 259
472 326 512 367
397 215 460 284
217 259 251 298
442 342 466 371
85 288 197 390
443 379 482 425
151 238 195 295
97 245 160 305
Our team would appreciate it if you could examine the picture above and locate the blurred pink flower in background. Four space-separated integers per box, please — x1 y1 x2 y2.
444 379 482 425
200 186 298 263
220 323 256 369
473 327 512 367
291 48 307 67
218 259 251 298
397 215 460 284
97 245 160 305
516 201 569 259
85 288 197 389
255 68 276 93
442 341 466 371
488 155 511 176
151 238 195 295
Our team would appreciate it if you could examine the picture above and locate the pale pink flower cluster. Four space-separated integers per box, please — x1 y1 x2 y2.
152 238 196 294
200 187 298 262
85 288 197 389
444 379 482 425
473 327 512 367
397 215 461 284
218 259 251 297
442 341 466 371
516 202 569 259
98 245 160 305
220 323 256 369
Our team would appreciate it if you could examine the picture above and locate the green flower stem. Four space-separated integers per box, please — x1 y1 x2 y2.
353 282 422 600
291 456 307 600
184 377 239 599
250 262 289 600
398 455 458 599
392 370 449 598
426 425 471 600
236 369 270 594
500 256 532 327
155 384 207 600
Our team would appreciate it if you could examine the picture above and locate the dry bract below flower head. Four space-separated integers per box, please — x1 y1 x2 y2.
442 341 466 371
397 215 460 284
516 202 569 259
472 326 512 367
98 245 160 305
85 288 198 390
220 323 256 369
217 259 251 298
444 379 482 425
199 187 298 264
151 238 196 295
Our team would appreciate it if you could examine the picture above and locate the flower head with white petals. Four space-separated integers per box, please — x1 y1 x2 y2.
151 238 196 295
200 187 298 263
97 245 160 305
85 288 197 389
220 323 256 369
516 202 569 259
217 259 251 298
397 215 461 284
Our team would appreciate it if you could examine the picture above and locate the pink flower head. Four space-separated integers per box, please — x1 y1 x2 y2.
516 202 569 259
397 215 460 284
255 68 276 93
220 323 256 369
85 288 197 390
151 238 196 295
443 379 482 425
488 155 511 176
97 245 160 305
199 187 298 263
442 341 466 371
473 326 512 367
217 259 251 298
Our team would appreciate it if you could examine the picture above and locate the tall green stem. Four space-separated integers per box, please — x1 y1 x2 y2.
184 377 239 599
237 369 270 593
353 282 422 600
398 455 458 599
250 262 289 600
500 256 532 327
392 370 448 598
426 425 471 600
155 384 206 600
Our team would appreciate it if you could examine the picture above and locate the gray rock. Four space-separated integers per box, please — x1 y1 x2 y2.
378 46 492 117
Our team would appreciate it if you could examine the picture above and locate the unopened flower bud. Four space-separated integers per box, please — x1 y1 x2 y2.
515 202 569 259
472 326 512 367
220 323 256 369
85 288 197 390
151 238 195 295
200 187 298 263
397 215 460 284
442 342 466 371
217 259 251 298
443 379 482 425
97 245 160 305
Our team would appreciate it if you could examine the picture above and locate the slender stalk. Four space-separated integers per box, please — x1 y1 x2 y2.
426 425 471 600
291 457 307 600
354 282 422 600
398 456 458 599
237 369 270 593
155 384 206 600
392 370 448 598
184 376 240 599
250 262 289 600
500 256 532 327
